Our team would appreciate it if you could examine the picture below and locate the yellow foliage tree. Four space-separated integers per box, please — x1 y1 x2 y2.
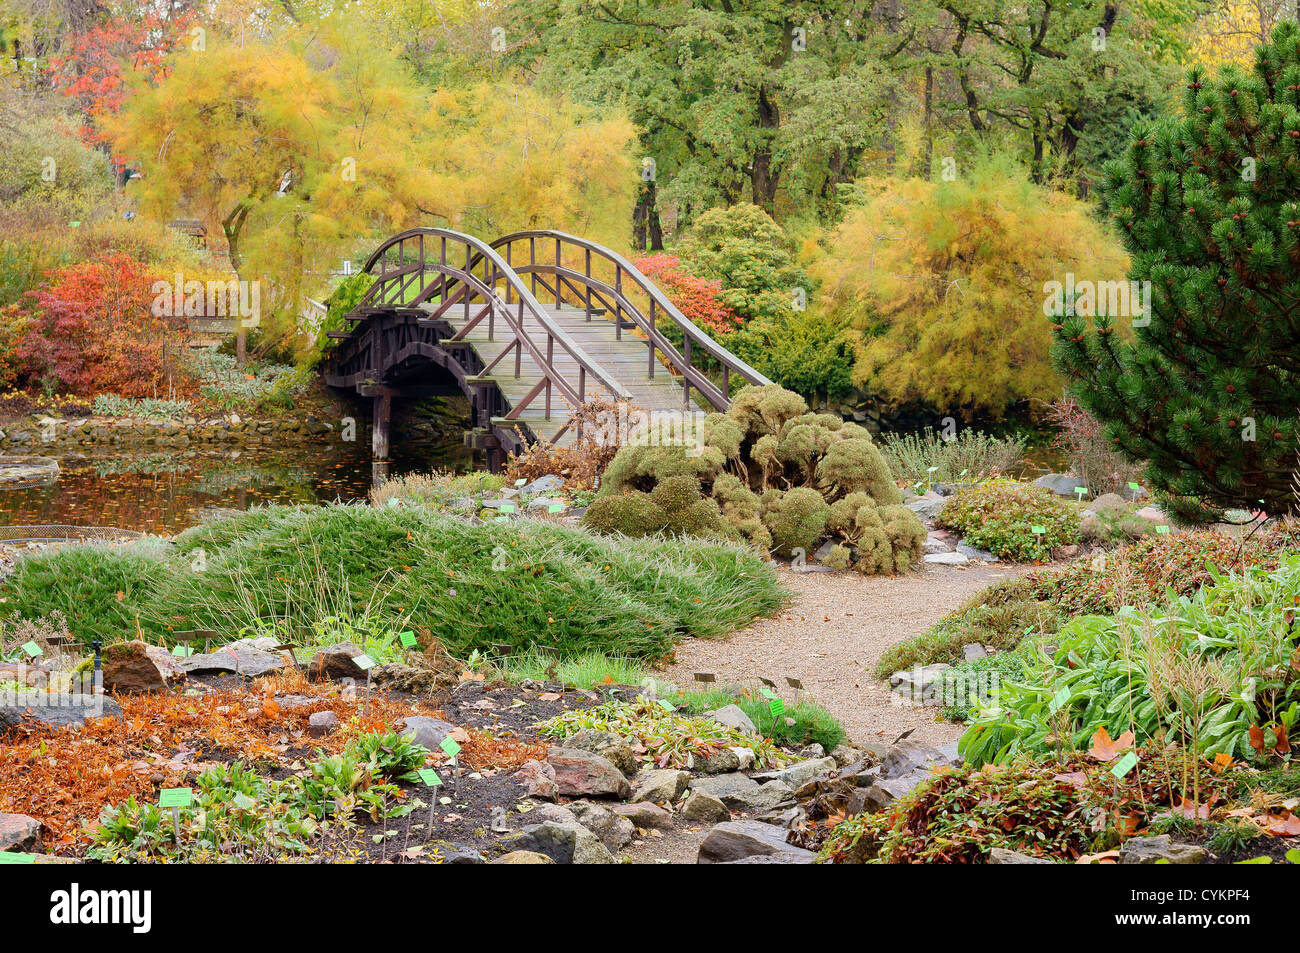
811 158 1129 418
108 19 634 361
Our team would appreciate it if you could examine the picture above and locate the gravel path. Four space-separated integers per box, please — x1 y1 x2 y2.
662 563 1032 748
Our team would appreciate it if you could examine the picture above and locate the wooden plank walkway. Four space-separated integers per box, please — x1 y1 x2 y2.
441 304 694 444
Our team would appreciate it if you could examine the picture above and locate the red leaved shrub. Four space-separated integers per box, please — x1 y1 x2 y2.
633 254 741 335
17 254 187 397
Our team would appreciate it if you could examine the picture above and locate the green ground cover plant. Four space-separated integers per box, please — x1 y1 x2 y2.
938 478 1080 562
0 504 787 662
959 557 1300 768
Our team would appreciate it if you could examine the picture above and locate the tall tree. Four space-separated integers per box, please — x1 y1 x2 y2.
1053 21 1300 522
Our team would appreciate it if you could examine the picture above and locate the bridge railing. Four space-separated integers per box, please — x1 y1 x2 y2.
488 230 772 410
351 227 631 439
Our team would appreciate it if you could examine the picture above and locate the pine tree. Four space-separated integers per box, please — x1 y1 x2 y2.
1053 21 1300 523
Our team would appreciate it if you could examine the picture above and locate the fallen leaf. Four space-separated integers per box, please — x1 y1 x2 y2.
1088 726 1135 762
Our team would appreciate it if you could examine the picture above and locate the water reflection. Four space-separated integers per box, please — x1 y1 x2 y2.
0 438 474 535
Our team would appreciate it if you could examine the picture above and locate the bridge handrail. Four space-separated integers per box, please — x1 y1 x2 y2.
354 227 631 404
491 230 773 395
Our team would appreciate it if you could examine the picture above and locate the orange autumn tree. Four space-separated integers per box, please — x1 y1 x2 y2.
17 255 186 397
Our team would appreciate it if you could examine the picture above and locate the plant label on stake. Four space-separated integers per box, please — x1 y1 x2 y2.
769 697 786 719
0 851 35 864
21 641 41 659
1111 751 1139 779
439 736 461 801
159 787 192 842
1048 686 1070 714
1031 525 1046 535
353 654 375 712
418 768 442 827
1155 525 1170 534
399 631 418 650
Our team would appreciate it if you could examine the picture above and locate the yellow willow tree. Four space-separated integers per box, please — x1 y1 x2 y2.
109 23 437 361
811 156 1130 419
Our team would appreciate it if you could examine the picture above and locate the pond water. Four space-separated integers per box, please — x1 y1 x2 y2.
0 439 475 536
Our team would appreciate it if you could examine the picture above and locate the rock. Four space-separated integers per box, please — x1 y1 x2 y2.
512 760 558 801
888 664 952 704
308 642 369 681
611 801 675 830
924 551 968 566
730 746 756 771
399 716 460 750
308 711 339 738
547 747 631 799
881 741 958 779
568 801 635 852
697 820 815 865
693 746 741 774
962 643 988 663
830 744 865 767
1135 505 1166 523
0 813 42 852
520 475 564 493
1050 544 1080 560
955 541 998 561
906 497 945 521
754 756 837 790
491 850 555 864
561 728 637 777
707 704 758 735
1034 473 1087 497
630 768 690 804
798 743 825 759
0 695 121 730
681 791 731 824
988 847 1055 864
689 772 761 807
102 641 185 693
1119 835 1209 865
923 534 953 555
501 821 616 864
179 645 292 678
861 775 924 812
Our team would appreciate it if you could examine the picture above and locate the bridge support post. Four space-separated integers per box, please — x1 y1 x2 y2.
371 387 393 461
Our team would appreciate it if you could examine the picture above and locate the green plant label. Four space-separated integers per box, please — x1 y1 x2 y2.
172 645 195 657
417 768 443 787
514 479 526 487
159 787 193 808
760 687 777 700
1048 686 1070 713
20 641 42 658
657 698 676 712
500 503 516 513
1128 482 1141 491
353 654 375 670
439 737 462 758
399 631 418 649
1111 752 1139 779
548 503 564 514
69 220 81 228
1155 525 1170 534
769 698 786 717
0 852 35 864
1031 525 1045 535
1074 486 1087 496
927 466 938 473
958 469 968 478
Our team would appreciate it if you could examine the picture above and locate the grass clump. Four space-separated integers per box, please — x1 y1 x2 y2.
670 686 847 751
0 504 787 661
369 470 505 508
497 651 648 690
938 478 1080 562
878 427 1025 486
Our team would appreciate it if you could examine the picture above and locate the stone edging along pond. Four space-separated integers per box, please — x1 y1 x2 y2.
0 414 343 450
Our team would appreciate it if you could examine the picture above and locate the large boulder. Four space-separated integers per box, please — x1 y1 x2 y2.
102 641 185 693
560 729 638 777
697 820 815 864
499 821 616 864
0 695 121 730
690 773 795 814
308 642 369 681
511 760 558 801
568 801 636 852
0 813 41 852
179 644 292 678
1119 835 1209 865
681 791 730 824
546 748 631 799
630 768 690 804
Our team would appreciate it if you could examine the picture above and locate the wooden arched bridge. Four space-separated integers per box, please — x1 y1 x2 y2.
322 228 771 469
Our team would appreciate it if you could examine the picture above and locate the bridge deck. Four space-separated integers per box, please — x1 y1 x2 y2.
440 304 694 444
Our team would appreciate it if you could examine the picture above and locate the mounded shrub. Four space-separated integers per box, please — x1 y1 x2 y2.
938 478 1080 562
581 384 924 574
